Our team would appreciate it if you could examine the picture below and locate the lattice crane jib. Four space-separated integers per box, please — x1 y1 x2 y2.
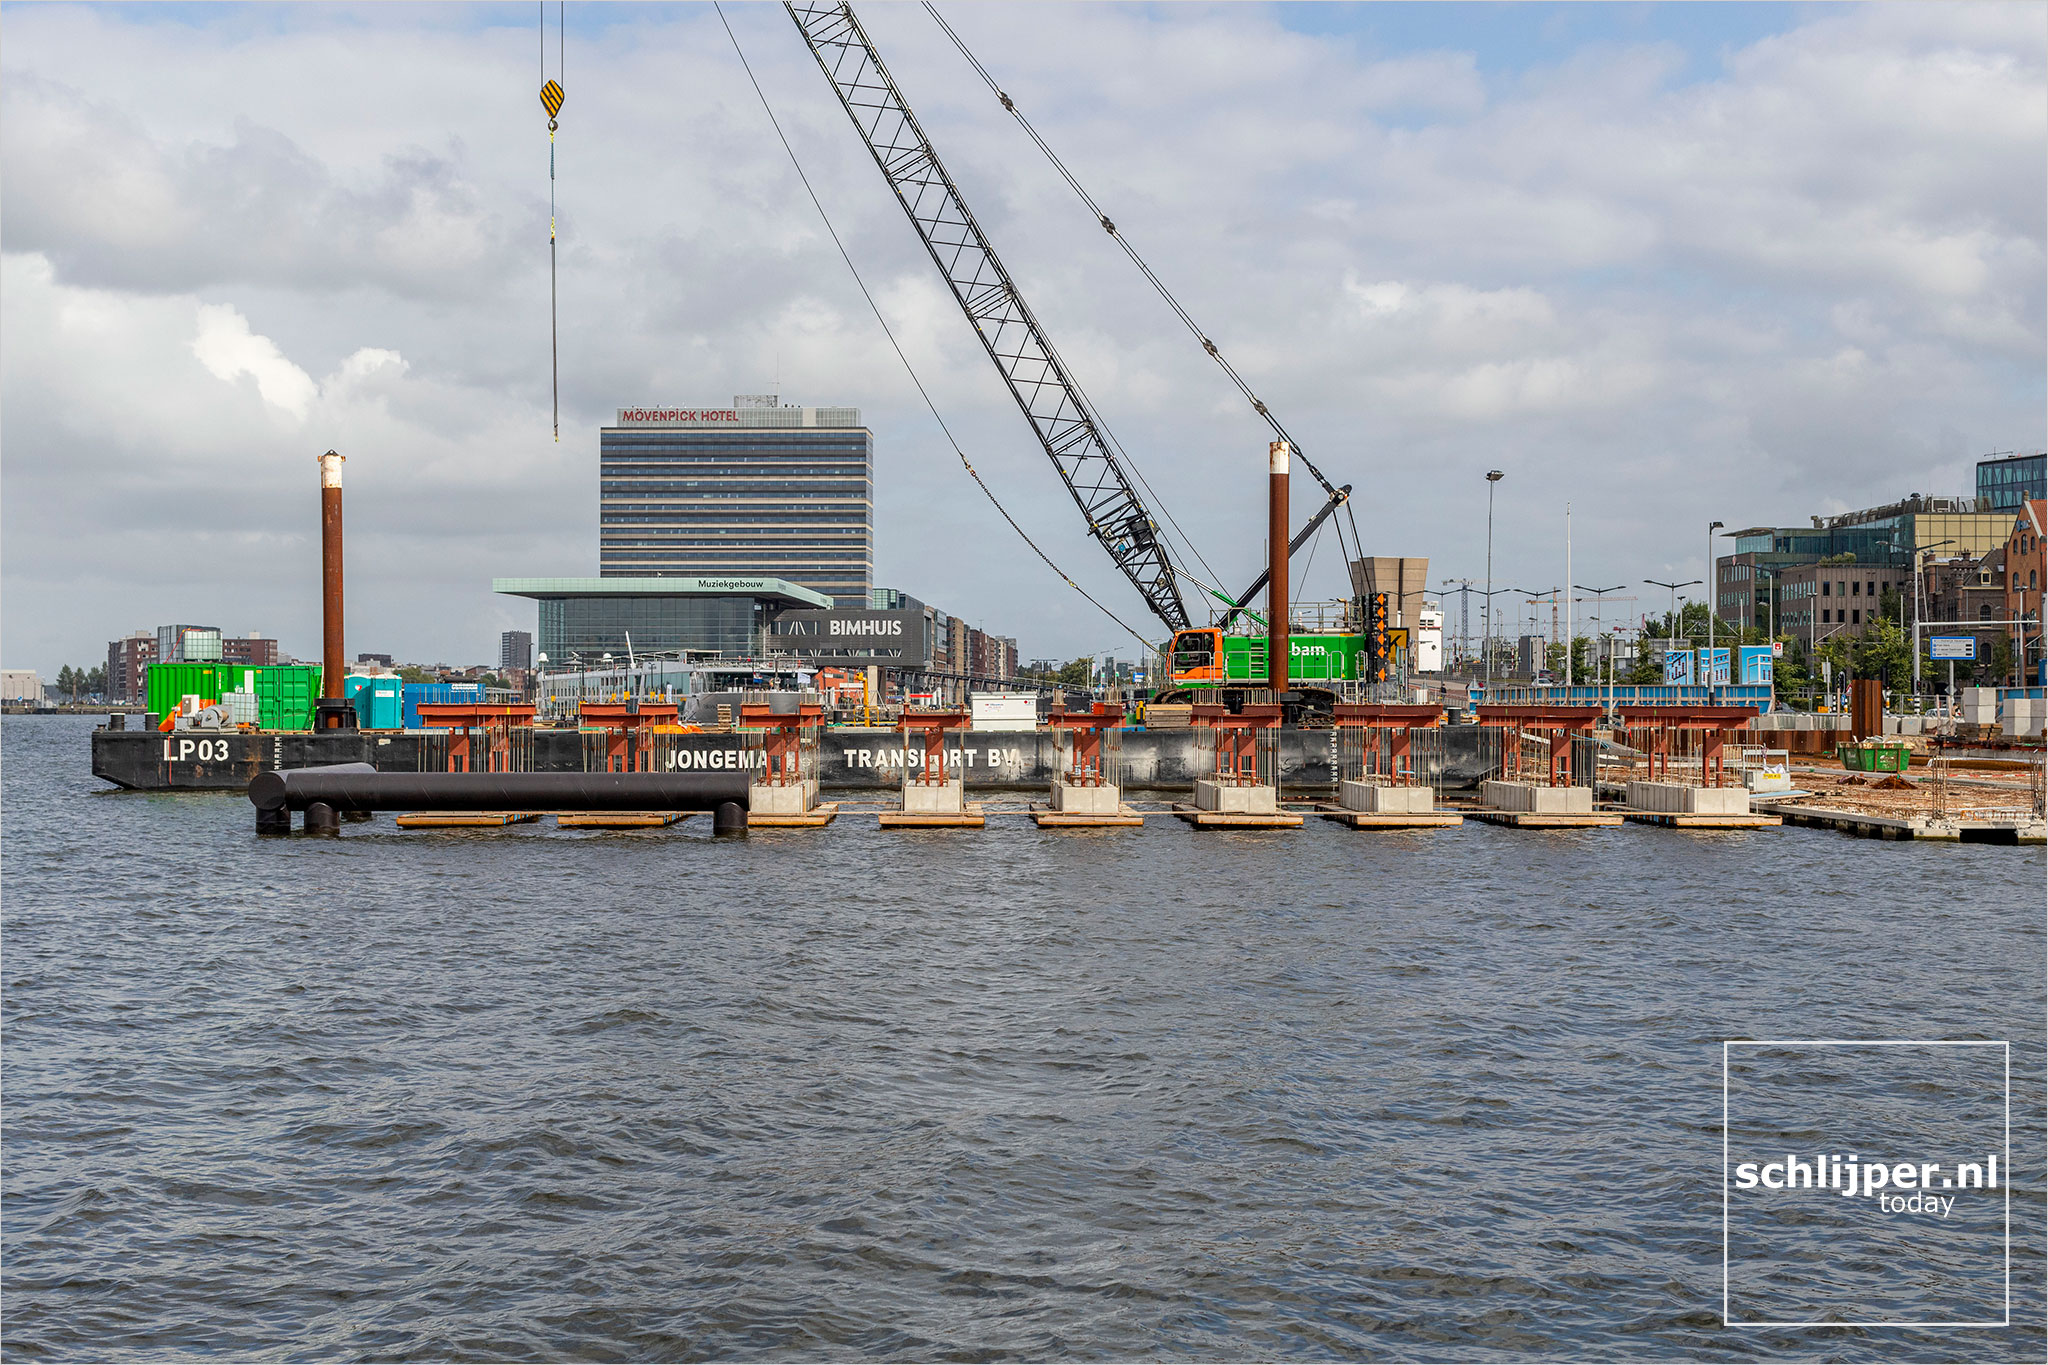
785 1 1190 632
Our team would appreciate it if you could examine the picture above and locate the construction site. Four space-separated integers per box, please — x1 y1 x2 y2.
79 1 2047 849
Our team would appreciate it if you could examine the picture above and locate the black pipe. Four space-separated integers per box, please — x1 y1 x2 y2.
712 801 746 837
249 766 750 815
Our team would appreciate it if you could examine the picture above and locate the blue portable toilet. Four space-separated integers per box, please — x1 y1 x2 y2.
348 675 404 729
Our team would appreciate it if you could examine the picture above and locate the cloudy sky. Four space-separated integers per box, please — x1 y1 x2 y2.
3 1 2042 676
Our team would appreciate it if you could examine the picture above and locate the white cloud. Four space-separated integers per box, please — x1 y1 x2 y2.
191 304 320 419
1 1 2042 675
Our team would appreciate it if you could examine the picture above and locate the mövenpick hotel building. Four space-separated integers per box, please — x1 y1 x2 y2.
599 397 873 607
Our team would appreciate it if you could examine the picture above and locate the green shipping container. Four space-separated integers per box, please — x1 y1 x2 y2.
145 662 321 730
250 665 321 730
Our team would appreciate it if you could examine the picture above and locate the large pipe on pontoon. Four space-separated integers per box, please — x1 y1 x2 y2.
318 449 346 711
250 766 751 817
1269 440 1290 694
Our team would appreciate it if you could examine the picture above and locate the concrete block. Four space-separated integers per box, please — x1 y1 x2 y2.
1051 781 1121 813
1340 781 1434 813
1195 778 1278 814
1625 781 1752 814
902 778 965 814
749 780 818 815
1962 686 1998 709
1482 780 1593 813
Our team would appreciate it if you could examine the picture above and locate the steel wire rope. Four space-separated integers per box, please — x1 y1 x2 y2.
714 2 1153 650
900 9 1252 595
924 1 1344 502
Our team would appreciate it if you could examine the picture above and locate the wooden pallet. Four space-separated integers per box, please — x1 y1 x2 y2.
1317 805 1464 829
1620 811 1782 829
1464 809 1623 828
555 812 692 828
878 803 986 829
394 812 541 828
1030 803 1145 827
748 803 840 828
1171 803 1304 829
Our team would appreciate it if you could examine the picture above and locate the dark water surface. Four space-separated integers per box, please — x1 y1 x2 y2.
5 716 2042 1360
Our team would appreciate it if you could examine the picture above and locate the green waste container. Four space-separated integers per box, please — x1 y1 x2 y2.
1837 742 1910 771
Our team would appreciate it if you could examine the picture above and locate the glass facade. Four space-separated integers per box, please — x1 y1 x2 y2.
1977 453 2046 512
537 595 768 663
599 411 874 607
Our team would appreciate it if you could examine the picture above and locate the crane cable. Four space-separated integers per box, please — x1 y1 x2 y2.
923 2 1344 503
713 3 1153 652
539 3 564 442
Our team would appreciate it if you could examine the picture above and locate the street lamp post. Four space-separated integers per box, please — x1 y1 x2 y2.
1706 521 1725 689
1910 538 1956 695
1645 578 1702 677
1575 582 1627 712
1484 470 1504 688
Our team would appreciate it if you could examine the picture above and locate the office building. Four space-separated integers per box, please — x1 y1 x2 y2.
106 631 157 703
222 635 278 667
1977 452 2046 513
599 397 873 607
1720 494 2015 635
495 576 832 666
499 630 533 673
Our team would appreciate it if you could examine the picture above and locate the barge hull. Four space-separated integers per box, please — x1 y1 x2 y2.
90 725 1502 794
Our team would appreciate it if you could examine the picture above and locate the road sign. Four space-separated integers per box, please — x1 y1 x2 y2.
1929 635 1977 661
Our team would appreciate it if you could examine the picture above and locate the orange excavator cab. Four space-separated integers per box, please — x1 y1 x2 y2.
1170 628 1225 684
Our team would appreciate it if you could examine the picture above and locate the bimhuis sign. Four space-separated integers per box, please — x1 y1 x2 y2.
770 608 928 667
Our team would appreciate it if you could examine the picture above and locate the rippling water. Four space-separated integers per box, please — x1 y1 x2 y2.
5 716 2043 1360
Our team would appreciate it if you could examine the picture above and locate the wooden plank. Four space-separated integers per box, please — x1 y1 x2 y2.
1169 803 1304 829
748 803 840 828
555 812 690 828
879 803 986 829
1031 803 1146 827
1317 806 1465 829
1465 809 1623 828
1619 811 1782 829
394 812 541 828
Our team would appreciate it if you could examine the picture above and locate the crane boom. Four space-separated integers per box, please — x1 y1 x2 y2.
785 1 1190 632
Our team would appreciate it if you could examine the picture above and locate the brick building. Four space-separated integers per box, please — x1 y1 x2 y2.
2004 500 2046 683
105 631 157 703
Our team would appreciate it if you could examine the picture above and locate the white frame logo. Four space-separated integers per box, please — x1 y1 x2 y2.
1722 1039 2010 1329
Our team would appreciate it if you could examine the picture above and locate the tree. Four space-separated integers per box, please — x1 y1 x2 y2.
1988 634 2016 687
1056 658 1093 689
85 665 106 698
1544 636 1593 681
396 666 434 684
56 666 76 699
1851 616 1912 692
